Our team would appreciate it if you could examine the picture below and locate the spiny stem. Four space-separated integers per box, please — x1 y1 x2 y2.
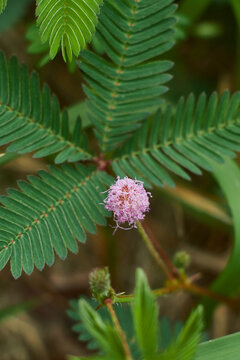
136 221 173 280
104 299 133 360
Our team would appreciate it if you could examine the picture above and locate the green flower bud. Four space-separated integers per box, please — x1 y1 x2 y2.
89 267 115 303
173 251 191 270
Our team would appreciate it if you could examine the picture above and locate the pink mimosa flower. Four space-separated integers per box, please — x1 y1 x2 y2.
104 177 151 230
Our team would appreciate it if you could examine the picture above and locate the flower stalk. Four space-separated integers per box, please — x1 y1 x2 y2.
141 221 180 278
136 221 175 280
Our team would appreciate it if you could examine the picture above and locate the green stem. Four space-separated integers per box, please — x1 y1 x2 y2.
104 299 133 360
136 221 173 279
116 282 240 309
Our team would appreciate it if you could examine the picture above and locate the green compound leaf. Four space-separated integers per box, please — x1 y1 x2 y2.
112 91 240 189
0 164 113 278
0 52 91 163
161 306 203 360
79 0 177 151
133 268 158 360
68 297 183 359
36 0 103 62
0 0 7 14
70 295 240 360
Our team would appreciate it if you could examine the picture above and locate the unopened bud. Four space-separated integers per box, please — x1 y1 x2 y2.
89 267 115 303
173 251 191 270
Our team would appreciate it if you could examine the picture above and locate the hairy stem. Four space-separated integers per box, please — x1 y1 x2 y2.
136 221 173 280
104 299 133 360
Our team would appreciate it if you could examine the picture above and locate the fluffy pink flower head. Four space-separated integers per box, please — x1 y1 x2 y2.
104 176 151 230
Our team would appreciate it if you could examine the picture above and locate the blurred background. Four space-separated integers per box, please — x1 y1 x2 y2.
0 0 240 358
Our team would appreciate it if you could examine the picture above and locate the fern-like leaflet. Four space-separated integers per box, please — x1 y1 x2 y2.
0 164 113 278
0 52 91 163
112 91 240 188
79 0 177 151
36 0 103 62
